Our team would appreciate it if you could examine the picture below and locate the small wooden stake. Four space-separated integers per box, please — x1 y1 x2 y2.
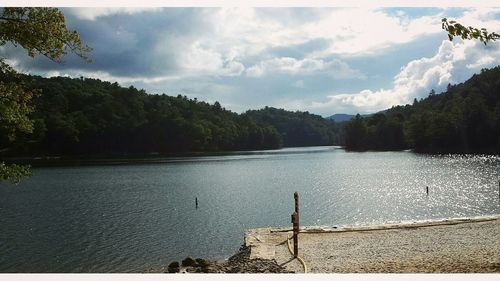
291 192 299 258
291 212 298 258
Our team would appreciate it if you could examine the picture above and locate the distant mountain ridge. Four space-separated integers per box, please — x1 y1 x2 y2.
326 113 373 122
326 114 355 122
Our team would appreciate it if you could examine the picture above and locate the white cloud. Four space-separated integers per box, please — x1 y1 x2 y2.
246 57 320 77
281 7 500 115
246 57 365 79
191 7 448 71
161 7 497 81
466 56 495 69
68 8 162 21
177 41 245 77
58 7 500 82
298 8 443 57
303 39 500 115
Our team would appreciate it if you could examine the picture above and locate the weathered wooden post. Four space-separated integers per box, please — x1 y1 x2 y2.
294 192 299 213
291 212 298 257
291 192 299 258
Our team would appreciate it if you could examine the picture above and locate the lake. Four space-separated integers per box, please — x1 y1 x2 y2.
1 146 500 272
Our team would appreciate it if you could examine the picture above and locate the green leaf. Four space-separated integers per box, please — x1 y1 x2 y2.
0 162 32 184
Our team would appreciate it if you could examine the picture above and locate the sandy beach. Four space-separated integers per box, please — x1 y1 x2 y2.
245 216 500 273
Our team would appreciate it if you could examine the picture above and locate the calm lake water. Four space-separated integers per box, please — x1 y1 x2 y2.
1 146 500 272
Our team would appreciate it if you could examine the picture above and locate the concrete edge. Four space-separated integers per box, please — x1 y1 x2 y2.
249 214 500 235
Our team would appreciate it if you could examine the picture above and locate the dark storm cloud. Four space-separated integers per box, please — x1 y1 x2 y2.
1 8 215 77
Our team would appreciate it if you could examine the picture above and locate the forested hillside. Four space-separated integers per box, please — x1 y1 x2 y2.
1 75 339 157
342 66 500 153
246 107 339 147
4 65 499 157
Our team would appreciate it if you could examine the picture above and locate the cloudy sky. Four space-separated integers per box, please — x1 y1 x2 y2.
2 6 500 116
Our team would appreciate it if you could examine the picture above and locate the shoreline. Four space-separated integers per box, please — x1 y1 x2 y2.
3 146 337 167
244 215 500 273
155 215 500 273
259 214 500 234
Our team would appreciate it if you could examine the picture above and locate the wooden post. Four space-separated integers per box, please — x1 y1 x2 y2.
291 212 298 257
291 192 299 258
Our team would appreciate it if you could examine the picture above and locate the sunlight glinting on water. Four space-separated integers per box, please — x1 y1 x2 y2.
1 147 499 272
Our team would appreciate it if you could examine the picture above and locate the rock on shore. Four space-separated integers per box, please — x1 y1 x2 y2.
147 245 292 273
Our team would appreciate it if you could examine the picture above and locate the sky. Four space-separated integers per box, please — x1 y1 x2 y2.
2 6 500 116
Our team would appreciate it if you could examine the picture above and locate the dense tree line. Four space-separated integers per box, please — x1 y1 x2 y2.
246 107 339 147
342 66 500 153
1 74 339 157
